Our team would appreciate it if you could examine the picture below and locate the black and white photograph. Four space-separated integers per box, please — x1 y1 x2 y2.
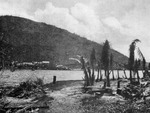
0 0 150 113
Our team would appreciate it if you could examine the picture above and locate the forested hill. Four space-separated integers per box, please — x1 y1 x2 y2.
0 15 128 68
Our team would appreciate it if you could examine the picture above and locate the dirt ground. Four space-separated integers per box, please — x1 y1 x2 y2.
41 80 128 113
4 79 148 113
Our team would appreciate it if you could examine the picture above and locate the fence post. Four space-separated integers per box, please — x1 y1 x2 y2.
53 76 56 84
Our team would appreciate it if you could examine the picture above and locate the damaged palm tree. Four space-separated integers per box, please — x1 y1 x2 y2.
69 56 93 86
101 40 110 87
128 39 140 83
80 48 96 86
80 56 90 86
133 59 140 83
90 48 96 85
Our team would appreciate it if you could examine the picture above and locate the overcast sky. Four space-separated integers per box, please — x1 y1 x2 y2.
1 0 150 61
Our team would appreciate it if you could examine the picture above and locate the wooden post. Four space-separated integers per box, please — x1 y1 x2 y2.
53 76 56 84
117 80 121 95
102 80 106 89
117 80 120 88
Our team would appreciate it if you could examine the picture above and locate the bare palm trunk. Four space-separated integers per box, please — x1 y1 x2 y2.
91 66 95 85
123 69 127 79
100 68 102 81
106 69 110 87
90 65 95 85
81 57 90 86
137 70 140 83
84 67 90 86
117 70 120 80
87 67 92 81
96 68 100 81
130 70 132 83
112 70 115 80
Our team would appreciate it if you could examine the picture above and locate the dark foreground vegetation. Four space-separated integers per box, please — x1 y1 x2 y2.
0 77 53 113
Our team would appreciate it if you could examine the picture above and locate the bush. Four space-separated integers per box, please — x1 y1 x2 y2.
7 77 45 98
120 83 144 101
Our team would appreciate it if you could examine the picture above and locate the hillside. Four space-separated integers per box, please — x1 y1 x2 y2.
0 16 128 68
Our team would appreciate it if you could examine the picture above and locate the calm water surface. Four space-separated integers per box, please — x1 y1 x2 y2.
0 70 144 85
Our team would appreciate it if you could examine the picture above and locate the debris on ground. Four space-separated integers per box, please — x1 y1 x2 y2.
117 80 150 101
0 77 52 113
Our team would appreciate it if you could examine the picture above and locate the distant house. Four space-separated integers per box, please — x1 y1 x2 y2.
11 61 56 70
42 61 50 64
56 65 70 70
23 62 33 65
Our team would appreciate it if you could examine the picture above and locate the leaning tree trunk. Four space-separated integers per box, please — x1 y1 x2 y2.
81 57 90 86
83 67 90 86
87 66 92 83
137 70 140 83
123 69 127 79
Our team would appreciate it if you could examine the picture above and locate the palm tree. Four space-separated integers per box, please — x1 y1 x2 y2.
128 39 140 83
90 48 96 85
101 40 110 87
80 56 90 86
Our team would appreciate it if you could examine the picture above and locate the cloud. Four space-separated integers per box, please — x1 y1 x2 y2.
35 3 75 28
102 17 123 30
34 2 105 42
0 0 34 20
71 3 105 40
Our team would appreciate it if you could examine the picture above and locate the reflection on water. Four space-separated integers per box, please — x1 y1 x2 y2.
0 70 144 85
